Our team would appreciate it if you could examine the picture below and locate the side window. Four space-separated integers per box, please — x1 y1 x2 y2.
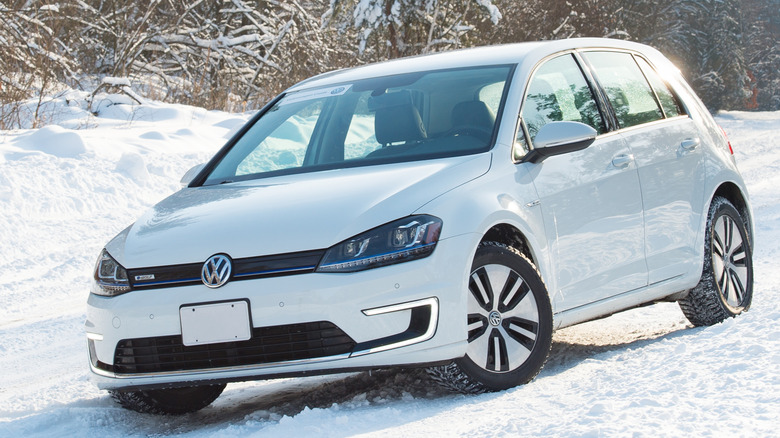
635 56 685 118
520 54 605 147
583 51 663 128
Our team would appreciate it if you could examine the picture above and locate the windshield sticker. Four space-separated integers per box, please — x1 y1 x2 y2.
280 84 353 106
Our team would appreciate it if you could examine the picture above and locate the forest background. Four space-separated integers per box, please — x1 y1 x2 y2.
1 0 778 130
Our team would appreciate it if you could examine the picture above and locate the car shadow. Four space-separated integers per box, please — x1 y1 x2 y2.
152 308 695 434
541 320 693 378
161 367 452 433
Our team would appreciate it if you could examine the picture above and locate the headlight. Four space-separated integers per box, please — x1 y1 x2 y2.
92 249 131 296
317 215 442 273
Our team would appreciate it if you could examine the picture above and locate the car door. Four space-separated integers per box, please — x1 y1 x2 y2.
581 51 705 284
517 53 647 312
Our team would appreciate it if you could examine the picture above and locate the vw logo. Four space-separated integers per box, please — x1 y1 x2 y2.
488 310 502 327
201 254 232 288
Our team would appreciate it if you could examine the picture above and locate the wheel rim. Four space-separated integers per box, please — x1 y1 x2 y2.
712 214 749 308
466 264 540 373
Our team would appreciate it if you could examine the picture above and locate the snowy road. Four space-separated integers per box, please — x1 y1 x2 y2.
1 98 778 437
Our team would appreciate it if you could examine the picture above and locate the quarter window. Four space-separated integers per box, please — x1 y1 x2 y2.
520 54 605 147
583 51 663 128
635 56 685 118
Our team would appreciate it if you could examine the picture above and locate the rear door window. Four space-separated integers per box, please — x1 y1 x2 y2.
582 51 663 129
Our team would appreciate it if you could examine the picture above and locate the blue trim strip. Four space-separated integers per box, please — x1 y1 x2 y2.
234 265 316 278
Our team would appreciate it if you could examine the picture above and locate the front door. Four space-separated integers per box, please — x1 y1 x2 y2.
517 53 647 311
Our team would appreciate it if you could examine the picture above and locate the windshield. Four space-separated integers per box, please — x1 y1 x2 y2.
203 65 513 185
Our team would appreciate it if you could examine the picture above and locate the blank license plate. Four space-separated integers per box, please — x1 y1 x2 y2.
180 300 251 346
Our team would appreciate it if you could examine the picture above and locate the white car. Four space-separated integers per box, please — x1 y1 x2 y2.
87 38 754 414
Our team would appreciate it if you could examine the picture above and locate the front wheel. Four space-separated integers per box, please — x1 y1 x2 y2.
109 383 226 415
428 242 553 393
679 197 753 326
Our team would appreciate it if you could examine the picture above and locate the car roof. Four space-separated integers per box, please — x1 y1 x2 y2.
286 38 665 93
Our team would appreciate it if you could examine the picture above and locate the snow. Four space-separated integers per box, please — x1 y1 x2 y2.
0 94 779 437
101 77 131 87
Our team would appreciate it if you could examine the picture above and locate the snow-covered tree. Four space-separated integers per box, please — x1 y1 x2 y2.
84 0 340 109
0 0 775 118
742 0 780 110
615 0 750 111
324 0 501 61
0 1 85 128
479 0 629 44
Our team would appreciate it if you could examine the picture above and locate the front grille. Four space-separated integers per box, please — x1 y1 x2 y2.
126 249 326 290
111 321 355 374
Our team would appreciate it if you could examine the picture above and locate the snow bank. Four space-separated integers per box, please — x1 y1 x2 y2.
14 125 87 158
0 104 778 437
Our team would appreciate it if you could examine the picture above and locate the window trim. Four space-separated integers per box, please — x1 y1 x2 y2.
632 54 667 118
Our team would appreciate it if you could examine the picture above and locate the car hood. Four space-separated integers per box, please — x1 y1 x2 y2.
107 154 491 268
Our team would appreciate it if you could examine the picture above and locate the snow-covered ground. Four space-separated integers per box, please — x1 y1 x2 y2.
0 94 778 437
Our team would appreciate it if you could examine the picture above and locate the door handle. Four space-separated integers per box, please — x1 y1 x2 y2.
681 138 700 151
611 154 633 169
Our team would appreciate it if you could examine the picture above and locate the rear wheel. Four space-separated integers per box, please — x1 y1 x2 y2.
428 242 553 393
679 197 753 326
109 383 226 415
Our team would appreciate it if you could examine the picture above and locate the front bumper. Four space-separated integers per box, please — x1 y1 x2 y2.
85 234 477 390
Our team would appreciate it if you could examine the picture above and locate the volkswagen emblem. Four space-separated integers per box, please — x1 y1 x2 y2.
201 254 232 288
488 310 502 327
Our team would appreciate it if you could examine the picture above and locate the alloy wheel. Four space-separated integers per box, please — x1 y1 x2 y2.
466 264 540 373
712 214 749 308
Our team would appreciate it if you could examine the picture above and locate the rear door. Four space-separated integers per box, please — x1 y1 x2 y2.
516 53 647 312
581 51 705 284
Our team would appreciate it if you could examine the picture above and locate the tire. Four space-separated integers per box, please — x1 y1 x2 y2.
428 242 553 393
679 197 753 326
109 383 226 415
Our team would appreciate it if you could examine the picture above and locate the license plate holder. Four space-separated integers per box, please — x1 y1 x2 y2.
180 300 251 346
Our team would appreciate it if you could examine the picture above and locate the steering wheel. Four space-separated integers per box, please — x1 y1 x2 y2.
445 126 493 142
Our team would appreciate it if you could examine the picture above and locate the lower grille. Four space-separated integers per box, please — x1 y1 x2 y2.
111 321 355 374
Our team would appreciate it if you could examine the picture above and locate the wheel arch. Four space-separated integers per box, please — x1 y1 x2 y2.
479 223 537 267
711 181 753 247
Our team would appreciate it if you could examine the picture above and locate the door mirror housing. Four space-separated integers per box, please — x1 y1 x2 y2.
522 121 598 164
180 163 206 187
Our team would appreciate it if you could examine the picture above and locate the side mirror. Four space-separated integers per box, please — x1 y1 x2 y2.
180 163 206 187
522 121 597 164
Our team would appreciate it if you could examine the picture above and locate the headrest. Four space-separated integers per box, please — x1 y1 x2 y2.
370 91 427 145
524 78 560 121
451 100 495 131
